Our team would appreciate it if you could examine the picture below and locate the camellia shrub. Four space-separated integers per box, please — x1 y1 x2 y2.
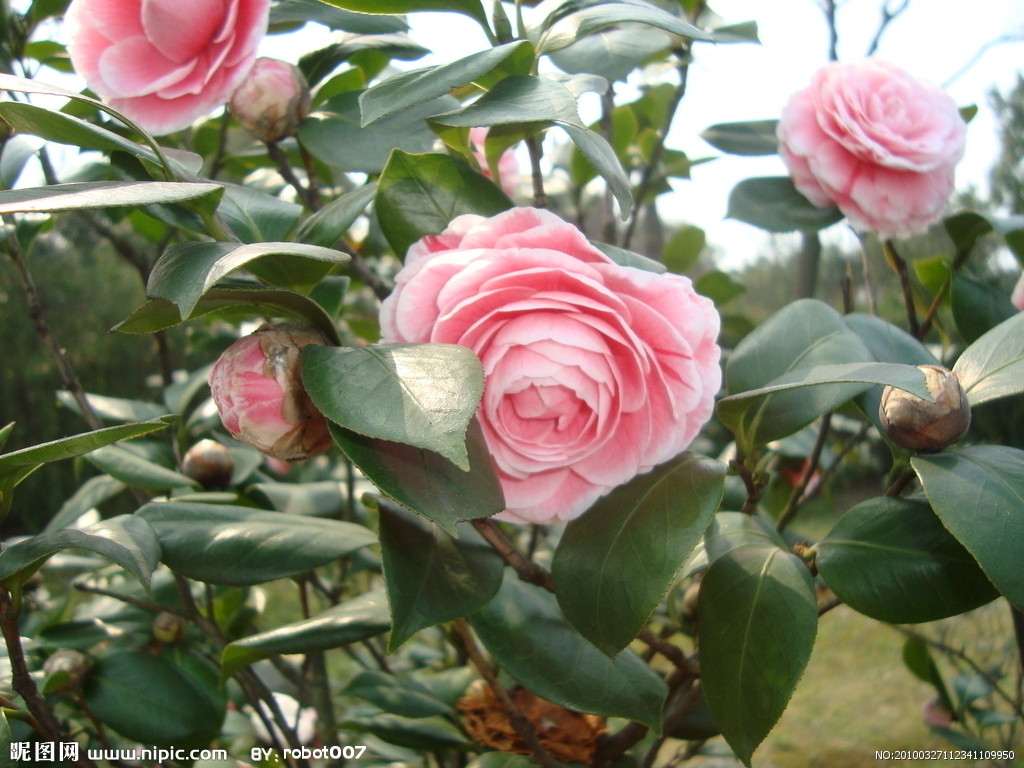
0 1 1022 767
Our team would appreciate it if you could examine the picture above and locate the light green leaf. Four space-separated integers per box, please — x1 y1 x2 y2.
536 1 711 54
429 74 586 129
700 120 778 156
0 181 221 215
314 0 488 27
552 453 725 656
952 311 1024 406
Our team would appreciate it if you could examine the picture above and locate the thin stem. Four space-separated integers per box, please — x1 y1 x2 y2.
525 134 547 209
471 519 554 591
600 85 618 245
865 0 911 57
73 582 184 616
776 413 832 532
884 466 916 498
637 628 694 674
453 619 561 768
268 141 321 211
732 451 762 515
821 0 839 61
884 239 920 337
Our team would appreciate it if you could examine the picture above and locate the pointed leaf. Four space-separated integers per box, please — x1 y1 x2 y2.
360 42 532 125
85 445 198 491
698 545 817 767
952 311 1024 406
376 150 511 258
380 502 503 651
222 589 390 677
700 120 779 156
343 670 452 718
45 475 126 532
429 74 586 129
536 1 712 54
294 183 376 247
727 176 842 233
0 181 221 215
558 123 632 215
817 497 998 623
314 0 488 27
0 515 159 590
552 453 725 656
137 502 377 585
913 446 1024 611
303 343 483 469
328 421 504 536
147 241 348 319
469 574 667 730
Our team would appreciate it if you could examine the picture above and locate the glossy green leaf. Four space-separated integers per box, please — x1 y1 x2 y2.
294 183 376 247
300 91 456 174
83 650 226 748
376 150 511 258
558 123 632 215
913 446 1024 611
146 241 347 319
536 1 711 54
341 712 468 750
379 502 503 651
217 183 302 243
683 511 787 576
550 23 671 82
720 299 878 450
727 176 843 233
0 515 159 590
817 497 998 623
328 420 504 536
952 310 1024 406
303 343 482 469
315 0 488 27
698 545 817 767
343 670 452 718
45 475 126 532
85 445 198 492
301 33 428 86
469 574 667 730
114 284 341 343
431 74 586 128
700 120 778 156
943 211 994 257
0 181 221 215
137 502 377 586
360 42 532 126
951 273 1016 344
222 589 390 677
553 453 725 656
270 0 408 32
55 391 168 424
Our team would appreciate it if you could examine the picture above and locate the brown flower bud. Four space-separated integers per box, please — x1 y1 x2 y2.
879 365 970 452
229 57 310 144
43 650 91 693
181 439 235 490
152 611 187 644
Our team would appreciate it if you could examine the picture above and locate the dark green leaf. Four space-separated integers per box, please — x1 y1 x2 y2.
379 502 503 650
270 0 409 32
84 445 198 492
343 670 452 718
695 270 745 305
943 211 994 256
342 712 468 750
661 224 705 274
137 502 377 586
300 33 428 86
0 515 159 590
83 650 226 748
727 176 843 233
314 0 488 27
300 91 457 174
558 123 632 215
684 511 787 576
360 42 532 125
952 309 1024 407
303 343 482 469
329 420 504 536
430 74 586 128
217 183 302 243
913 446 1024 611
295 183 376 247
45 475 126 532
698 545 817 767
470 573 667 730
701 120 778 156
817 497 998 623
55 391 167 424
376 150 511 258
114 285 341 343
553 453 725 655
951 273 1016 344
146 241 347 319
536 1 711 54
0 181 221 214
222 589 390 676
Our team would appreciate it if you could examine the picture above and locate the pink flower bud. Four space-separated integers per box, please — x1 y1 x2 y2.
209 324 332 461
470 127 520 198
229 57 311 144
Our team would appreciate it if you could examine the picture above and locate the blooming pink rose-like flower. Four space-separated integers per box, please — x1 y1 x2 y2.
380 207 721 524
208 323 332 461
470 127 520 198
1012 273 1024 312
65 0 269 136
229 57 310 144
777 59 966 239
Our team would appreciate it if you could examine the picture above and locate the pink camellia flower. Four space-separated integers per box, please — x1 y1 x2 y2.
777 59 966 239
380 207 721 524
65 0 269 136
1012 273 1024 312
208 323 331 462
229 57 310 144
470 127 520 198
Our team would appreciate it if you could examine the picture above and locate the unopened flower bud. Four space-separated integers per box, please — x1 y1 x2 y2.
922 697 955 728
181 439 235 490
208 323 332 461
879 365 970 452
229 57 310 144
152 611 187 644
43 650 91 693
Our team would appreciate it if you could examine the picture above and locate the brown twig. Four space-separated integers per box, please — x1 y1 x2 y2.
525 134 547 209
865 0 911 57
268 141 321 211
884 466 916 497
776 413 832 532
452 619 561 768
637 628 694 674
73 581 184 617
884 239 921 337
471 519 555 591
731 452 762 515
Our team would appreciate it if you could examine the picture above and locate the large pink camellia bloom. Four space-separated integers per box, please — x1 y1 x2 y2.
777 59 966 239
65 0 269 136
380 207 721 524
